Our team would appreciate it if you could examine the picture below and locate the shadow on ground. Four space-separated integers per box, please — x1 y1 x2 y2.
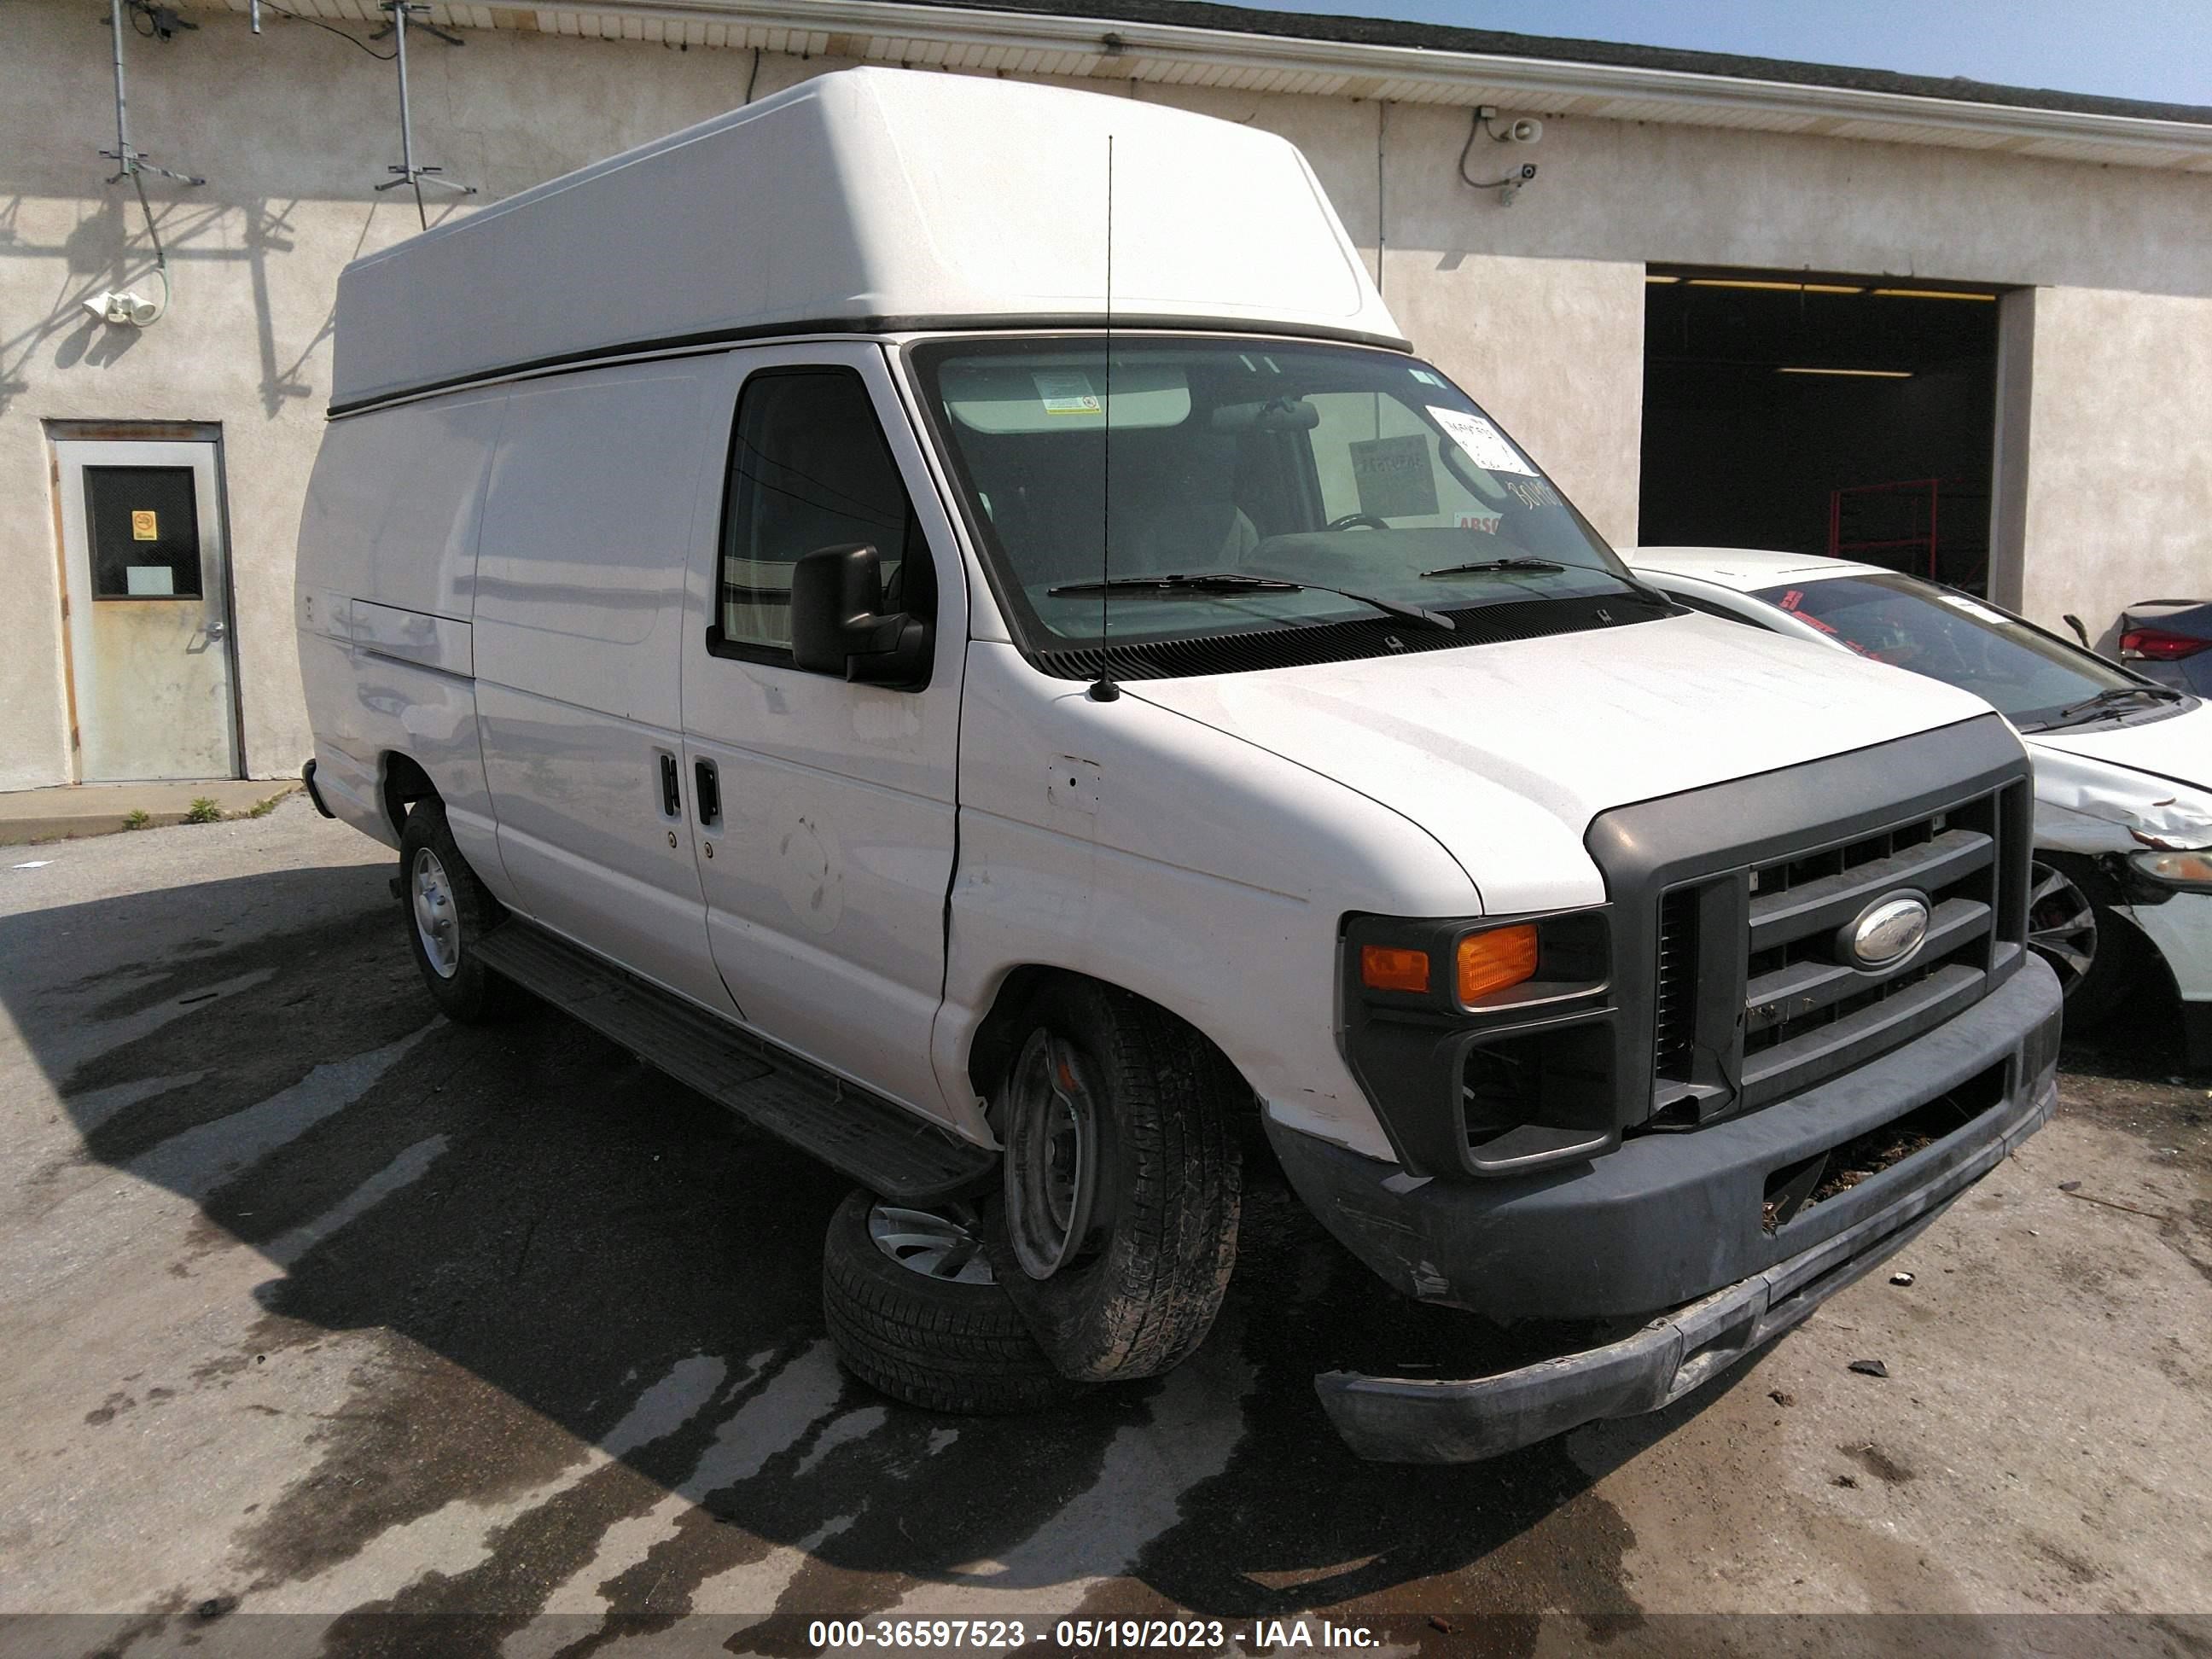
9 868 1783 1645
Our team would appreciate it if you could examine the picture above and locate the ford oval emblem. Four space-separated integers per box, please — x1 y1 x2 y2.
1843 893 1931 969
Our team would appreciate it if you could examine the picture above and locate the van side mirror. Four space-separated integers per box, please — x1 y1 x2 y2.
789 544 931 689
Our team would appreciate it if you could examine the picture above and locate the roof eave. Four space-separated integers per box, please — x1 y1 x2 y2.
235 0 2212 172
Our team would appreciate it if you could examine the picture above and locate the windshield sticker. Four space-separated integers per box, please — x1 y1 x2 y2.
1408 368 1445 387
1349 434 1439 520
1456 510 1501 534
1031 372 1102 416
1429 406 1535 476
1937 593 2006 624
1505 478 1560 511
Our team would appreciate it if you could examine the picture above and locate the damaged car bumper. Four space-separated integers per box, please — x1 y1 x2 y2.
1272 955 2063 1464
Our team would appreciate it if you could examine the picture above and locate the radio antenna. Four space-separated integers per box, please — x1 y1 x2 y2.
1088 134 1121 704
370 1 474 231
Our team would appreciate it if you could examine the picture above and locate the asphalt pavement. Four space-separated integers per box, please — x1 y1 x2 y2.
2 800 2208 1656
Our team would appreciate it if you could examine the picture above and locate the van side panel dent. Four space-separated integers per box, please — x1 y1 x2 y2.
352 602 474 678
938 810 1398 1159
936 643 1481 1162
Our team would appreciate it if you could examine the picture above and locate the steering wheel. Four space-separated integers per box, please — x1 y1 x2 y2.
1326 512 1390 532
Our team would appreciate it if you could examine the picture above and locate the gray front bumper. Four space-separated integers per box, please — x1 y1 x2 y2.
1302 956 2063 1463
1315 1069 2055 1462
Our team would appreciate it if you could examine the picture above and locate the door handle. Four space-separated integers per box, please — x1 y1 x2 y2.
659 753 681 817
204 620 227 642
695 758 722 828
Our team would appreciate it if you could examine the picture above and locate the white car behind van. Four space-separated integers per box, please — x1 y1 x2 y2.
1631 547 2212 1069
299 68 2061 1461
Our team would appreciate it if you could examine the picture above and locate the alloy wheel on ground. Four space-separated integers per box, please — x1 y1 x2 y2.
867 1201 995 1287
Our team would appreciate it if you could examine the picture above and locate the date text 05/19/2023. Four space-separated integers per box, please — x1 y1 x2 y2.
806 1617 1385 1650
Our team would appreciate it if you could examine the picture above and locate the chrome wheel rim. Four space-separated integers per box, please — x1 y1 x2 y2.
867 1202 995 1286
2027 859 2097 997
411 847 462 980
1002 1028 1100 1281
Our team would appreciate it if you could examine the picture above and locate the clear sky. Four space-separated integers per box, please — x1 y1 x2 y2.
1249 0 2212 107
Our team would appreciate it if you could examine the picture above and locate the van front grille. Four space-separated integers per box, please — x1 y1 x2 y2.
1647 781 2028 1121
1653 886 1700 1083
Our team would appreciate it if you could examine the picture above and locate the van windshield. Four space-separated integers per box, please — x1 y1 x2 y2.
908 337 1644 658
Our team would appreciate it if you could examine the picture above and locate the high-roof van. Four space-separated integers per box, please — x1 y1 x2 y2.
298 67 2060 1461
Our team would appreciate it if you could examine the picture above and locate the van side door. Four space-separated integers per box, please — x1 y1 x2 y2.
472 360 735 1016
680 343 969 1126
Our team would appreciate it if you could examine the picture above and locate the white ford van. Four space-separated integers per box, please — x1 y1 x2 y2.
298 68 2061 1461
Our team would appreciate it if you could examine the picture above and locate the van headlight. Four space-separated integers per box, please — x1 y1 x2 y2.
2130 848 2212 891
1353 914 1605 1013
1342 907 1615 1177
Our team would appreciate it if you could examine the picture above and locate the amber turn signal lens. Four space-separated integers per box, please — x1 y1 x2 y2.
1457 924 1540 1002
1359 944 1431 994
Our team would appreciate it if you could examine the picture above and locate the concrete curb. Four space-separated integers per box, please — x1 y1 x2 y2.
0 780 301 846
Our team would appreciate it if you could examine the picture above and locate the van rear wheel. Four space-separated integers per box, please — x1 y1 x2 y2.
987 981 1242 1383
398 798 517 1024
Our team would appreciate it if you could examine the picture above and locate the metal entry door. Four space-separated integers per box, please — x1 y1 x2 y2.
55 439 240 781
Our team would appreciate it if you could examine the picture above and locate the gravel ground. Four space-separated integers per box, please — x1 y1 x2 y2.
2 800 2208 1655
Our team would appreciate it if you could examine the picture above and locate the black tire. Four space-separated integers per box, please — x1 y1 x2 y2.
984 980 1242 1384
397 797 518 1024
2030 854 2145 1027
820 1189 1080 1415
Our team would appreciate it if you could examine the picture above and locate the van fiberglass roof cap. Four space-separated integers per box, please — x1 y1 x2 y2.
328 67 1404 415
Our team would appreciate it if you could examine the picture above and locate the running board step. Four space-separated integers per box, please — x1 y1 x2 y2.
473 921 993 1203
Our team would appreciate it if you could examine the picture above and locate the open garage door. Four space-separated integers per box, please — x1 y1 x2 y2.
1639 269 2003 591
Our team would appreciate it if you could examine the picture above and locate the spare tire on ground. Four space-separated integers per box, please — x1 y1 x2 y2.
821 1188 1082 1415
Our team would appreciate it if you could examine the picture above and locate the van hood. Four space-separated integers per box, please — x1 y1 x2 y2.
1126 611 2002 914
2025 700 2212 853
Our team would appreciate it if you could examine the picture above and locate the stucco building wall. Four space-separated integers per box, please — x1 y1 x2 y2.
2010 286 2212 637
3 0 2208 788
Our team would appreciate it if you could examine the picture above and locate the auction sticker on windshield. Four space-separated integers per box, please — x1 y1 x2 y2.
1032 372 1102 416
1429 406 1535 475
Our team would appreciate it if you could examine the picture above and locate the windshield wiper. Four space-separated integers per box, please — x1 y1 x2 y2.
1047 572 1453 632
2050 684 2185 725
1420 556 1565 578
1417 556 1677 611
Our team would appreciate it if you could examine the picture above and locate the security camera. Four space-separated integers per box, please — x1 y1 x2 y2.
1507 118 1543 144
83 289 161 327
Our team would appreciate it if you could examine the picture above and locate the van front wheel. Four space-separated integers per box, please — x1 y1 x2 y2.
988 981 1242 1382
398 798 516 1024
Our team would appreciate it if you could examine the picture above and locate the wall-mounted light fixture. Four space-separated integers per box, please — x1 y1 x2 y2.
1778 366 1914 379
1458 106 1543 205
1688 278 1864 294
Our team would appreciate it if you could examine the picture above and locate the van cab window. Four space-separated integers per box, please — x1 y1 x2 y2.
910 336 1644 663
715 367 925 658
